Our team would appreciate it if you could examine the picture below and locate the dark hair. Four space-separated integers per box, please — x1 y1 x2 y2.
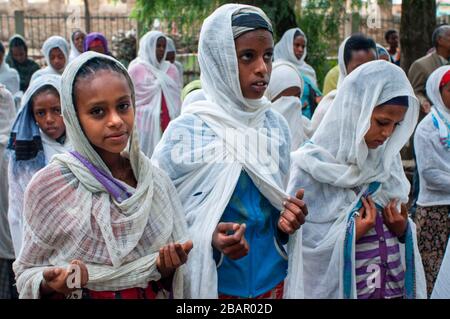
31 85 60 107
0 42 5 55
9 36 27 52
384 29 398 42
71 30 85 42
343 33 376 67
294 30 303 39
72 57 132 110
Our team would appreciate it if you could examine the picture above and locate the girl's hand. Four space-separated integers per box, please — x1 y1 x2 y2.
212 223 249 260
355 196 377 241
383 199 408 238
40 260 88 296
278 189 308 235
156 240 193 278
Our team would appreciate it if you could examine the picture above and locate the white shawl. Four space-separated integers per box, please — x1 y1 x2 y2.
0 85 16 260
309 36 349 133
0 57 20 95
13 52 190 299
415 66 450 207
274 28 318 87
265 60 312 150
152 4 297 298
30 36 69 82
128 31 181 157
287 60 426 299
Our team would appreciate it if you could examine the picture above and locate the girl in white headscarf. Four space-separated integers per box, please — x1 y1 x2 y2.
69 29 85 62
152 4 307 299
13 52 192 299
7 74 71 257
0 42 20 95
30 36 69 82
265 60 312 150
414 66 450 297
0 84 17 299
128 31 181 157
287 60 426 299
274 28 321 119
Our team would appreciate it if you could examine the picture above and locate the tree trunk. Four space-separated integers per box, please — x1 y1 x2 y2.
400 0 436 73
237 0 297 39
84 0 91 33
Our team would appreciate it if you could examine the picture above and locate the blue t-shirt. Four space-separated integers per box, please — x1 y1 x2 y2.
214 171 288 297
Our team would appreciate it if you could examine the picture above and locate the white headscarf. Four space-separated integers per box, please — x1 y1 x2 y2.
128 31 181 157
152 4 295 298
413 66 450 207
0 84 16 260
30 36 69 82
0 52 20 95
69 30 85 62
287 60 426 298
274 28 318 87
13 52 190 298
309 36 349 133
165 36 184 88
265 60 312 150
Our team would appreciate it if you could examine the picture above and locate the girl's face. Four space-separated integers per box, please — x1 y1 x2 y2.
74 32 85 53
75 69 134 158
32 91 65 140
235 29 273 99
49 47 66 72
156 37 166 63
441 82 450 110
293 35 306 60
364 104 408 149
12 46 27 64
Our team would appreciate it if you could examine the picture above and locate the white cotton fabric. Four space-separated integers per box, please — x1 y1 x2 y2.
128 31 181 157
13 51 190 299
69 31 84 62
152 4 297 298
414 66 450 206
181 88 206 108
309 36 349 133
274 28 318 87
287 60 426 298
432 238 450 298
30 36 69 82
0 85 16 260
0 56 20 95
165 37 184 88
7 74 70 257
265 60 312 150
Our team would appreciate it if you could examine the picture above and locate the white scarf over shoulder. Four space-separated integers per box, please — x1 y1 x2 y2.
309 36 349 133
128 31 181 157
265 60 312 150
13 52 190 299
274 28 318 87
287 60 426 298
152 4 298 298
414 66 450 207
30 36 69 82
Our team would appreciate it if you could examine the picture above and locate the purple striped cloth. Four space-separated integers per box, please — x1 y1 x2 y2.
354 211 405 299
70 151 133 203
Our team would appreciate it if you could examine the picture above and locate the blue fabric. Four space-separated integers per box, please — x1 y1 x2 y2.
300 74 321 119
215 171 288 298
